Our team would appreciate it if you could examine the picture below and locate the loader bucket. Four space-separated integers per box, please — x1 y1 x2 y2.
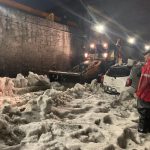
48 70 82 83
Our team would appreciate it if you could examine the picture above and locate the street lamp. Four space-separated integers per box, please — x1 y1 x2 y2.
94 24 105 33
127 37 136 45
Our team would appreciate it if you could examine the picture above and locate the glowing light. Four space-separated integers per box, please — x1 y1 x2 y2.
102 53 108 58
102 42 108 49
84 53 88 58
94 24 105 33
84 60 89 64
127 37 136 44
90 43 95 49
145 44 150 50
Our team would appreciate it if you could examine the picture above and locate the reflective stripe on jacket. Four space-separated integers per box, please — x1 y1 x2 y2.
136 59 150 102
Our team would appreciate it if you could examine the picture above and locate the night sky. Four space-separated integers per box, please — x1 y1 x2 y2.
87 0 150 40
15 0 150 41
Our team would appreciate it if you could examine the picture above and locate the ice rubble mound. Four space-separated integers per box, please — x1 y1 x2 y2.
0 78 148 150
13 72 50 88
0 105 26 148
65 83 85 98
0 77 14 96
22 88 73 120
0 72 51 96
12 74 28 88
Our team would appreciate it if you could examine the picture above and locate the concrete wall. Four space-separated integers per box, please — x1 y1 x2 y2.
0 5 84 77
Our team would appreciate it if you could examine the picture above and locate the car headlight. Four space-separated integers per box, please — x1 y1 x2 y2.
84 53 88 58
102 42 108 49
102 53 108 58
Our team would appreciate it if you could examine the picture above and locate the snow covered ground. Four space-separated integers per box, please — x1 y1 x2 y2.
0 75 150 150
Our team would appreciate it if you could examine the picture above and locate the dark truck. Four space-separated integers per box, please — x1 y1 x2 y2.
48 44 117 83
49 60 101 83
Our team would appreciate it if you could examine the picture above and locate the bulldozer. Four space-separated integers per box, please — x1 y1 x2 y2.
48 43 117 83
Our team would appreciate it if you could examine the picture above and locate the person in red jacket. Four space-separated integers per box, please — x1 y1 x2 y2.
136 50 150 133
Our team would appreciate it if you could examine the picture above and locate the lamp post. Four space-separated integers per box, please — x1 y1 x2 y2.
93 24 106 34
127 37 136 45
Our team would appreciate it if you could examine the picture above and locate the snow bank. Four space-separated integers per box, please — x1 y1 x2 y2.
0 78 149 150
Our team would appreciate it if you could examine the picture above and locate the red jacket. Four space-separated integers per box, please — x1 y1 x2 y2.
136 59 150 102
